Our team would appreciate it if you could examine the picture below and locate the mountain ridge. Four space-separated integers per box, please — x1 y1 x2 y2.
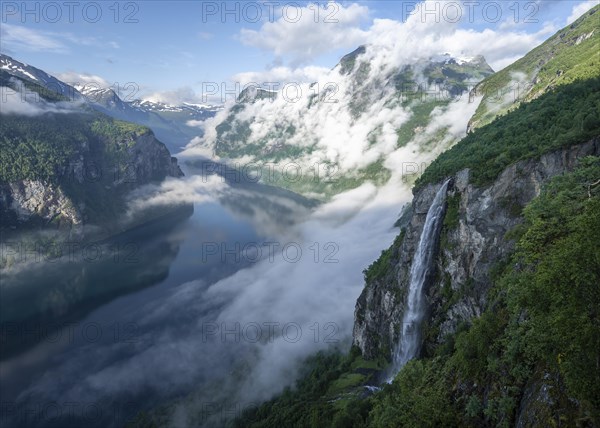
0 57 190 255
0 53 220 151
468 4 599 130
219 9 600 428
199 48 494 199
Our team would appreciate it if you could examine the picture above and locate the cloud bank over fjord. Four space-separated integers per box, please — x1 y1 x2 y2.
188 1 538 185
0 79 84 116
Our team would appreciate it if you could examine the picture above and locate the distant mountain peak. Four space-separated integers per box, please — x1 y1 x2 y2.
0 53 81 100
131 99 222 113
205 44 494 198
236 86 277 103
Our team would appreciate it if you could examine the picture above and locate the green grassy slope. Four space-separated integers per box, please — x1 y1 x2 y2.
470 5 599 130
226 157 600 428
415 77 600 190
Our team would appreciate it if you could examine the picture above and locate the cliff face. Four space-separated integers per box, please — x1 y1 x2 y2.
116 131 184 183
0 180 83 226
353 137 600 361
0 130 183 230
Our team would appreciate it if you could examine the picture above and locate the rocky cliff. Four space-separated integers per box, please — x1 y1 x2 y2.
0 53 189 235
353 137 600 361
0 128 183 232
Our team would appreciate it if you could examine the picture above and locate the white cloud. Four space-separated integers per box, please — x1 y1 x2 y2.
0 23 67 53
239 2 370 66
438 24 556 72
0 23 119 54
142 86 203 105
197 31 214 40
424 94 483 142
126 175 226 215
232 65 331 87
55 71 110 89
483 71 530 117
236 1 556 72
0 81 83 116
566 0 598 25
13 172 408 422
192 1 552 185
60 32 103 47
177 139 215 158
6 3 590 422
185 119 205 127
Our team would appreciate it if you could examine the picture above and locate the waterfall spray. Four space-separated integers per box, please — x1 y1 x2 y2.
388 179 451 381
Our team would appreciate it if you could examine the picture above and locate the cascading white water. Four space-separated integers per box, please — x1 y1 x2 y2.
389 179 451 380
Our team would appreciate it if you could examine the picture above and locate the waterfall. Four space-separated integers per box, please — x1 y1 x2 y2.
389 179 451 380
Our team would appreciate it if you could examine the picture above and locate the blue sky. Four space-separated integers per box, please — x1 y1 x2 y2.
1 1 597 103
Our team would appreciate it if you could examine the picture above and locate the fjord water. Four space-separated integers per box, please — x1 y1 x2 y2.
0 168 312 428
390 180 450 379
0 158 404 428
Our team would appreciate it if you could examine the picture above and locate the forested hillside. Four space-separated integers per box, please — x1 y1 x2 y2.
0 67 183 233
416 77 600 189
227 152 600 428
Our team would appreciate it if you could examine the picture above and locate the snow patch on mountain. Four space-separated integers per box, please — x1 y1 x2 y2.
0 54 80 100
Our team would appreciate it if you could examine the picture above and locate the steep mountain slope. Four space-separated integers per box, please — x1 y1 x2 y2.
129 99 222 150
415 77 600 189
75 84 151 120
220 14 600 428
0 53 220 151
0 54 82 100
76 84 197 151
195 48 493 198
469 5 599 130
355 120 600 362
351 139 600 427
130 99 221 119
225 79 600 428
0 62 186 241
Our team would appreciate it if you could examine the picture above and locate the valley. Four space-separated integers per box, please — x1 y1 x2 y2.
1 2 599 428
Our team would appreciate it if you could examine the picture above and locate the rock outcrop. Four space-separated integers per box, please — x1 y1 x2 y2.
0 130 184 231
353 137 600 361
1 180 83 226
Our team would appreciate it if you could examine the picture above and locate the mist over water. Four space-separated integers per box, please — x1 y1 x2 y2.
0 166 409 428
0 106 473 428
1 1 596 426
0 77 479 426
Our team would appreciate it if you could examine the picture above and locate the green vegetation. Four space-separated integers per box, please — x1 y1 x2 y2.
443 193 460 231
339 46 366 75
90 118 148 139
440 192 460 251
416 77 600 189
0 92 173 229
0 112 149 184
363 231 405 284
231 348 381 428
212 51 493 199
505 156 600 415
395 100 448 149
423 56 494 95
1 114 82 183
471 5 599 129
321 158 392 197
232 157 600 428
